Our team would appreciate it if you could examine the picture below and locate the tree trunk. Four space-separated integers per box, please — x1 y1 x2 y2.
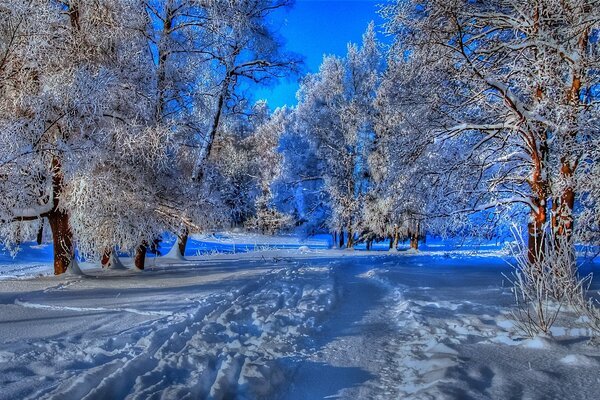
527 202 546 265
389 235 393 250
177 228 188 257
36 219 44 245
410 223 420 250
134 242 147 270
339 230 345 249
347 226 354 248
193 76 230 182
333 231 337 248
101 247 111 268
48 156 73 275
392 224 399 250
410 233 418 250
47 209 74 275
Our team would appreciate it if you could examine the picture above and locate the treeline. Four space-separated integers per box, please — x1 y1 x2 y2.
0 0 297 274
273 1 600 264
1 1 599 274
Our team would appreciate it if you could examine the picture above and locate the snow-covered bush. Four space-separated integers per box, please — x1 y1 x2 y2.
506 229 579 336
245 206 294 235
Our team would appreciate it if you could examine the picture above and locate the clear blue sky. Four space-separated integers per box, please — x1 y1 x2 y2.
254 0 388 109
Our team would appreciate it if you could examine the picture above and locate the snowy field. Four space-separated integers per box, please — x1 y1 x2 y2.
1 238 600 399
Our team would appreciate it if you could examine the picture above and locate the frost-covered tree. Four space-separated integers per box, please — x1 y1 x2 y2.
292 24 382 248
209 102 291 234
383 0 600 261
0 0 173 274
152 0 300 255
244 106 293 234
190 0 300 183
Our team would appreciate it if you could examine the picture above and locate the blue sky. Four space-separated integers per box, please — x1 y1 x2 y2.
254 0 388 109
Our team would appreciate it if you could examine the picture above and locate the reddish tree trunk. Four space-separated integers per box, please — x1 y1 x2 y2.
392 225 399 250
527 201 546 265
410 223 420 250
47 210 74 275
134 242 147 270
101 247 111 268
47 156 74 275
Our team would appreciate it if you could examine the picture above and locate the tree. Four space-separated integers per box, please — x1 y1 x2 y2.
291 24 382 248
0 0 168 274
158 0 301 256
383 0 600 261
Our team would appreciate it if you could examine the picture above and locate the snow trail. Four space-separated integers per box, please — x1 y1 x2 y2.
2 255 600 399
13 264 336 400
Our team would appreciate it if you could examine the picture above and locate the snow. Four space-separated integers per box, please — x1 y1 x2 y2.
1 237 600 399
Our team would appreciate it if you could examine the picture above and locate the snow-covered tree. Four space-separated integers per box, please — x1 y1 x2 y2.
383 0 600 261
0 0 173 274
209 102 292 233
190 0 300 183
292 24 382 248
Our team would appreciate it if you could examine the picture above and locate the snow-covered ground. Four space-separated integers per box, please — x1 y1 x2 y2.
1 238 600 399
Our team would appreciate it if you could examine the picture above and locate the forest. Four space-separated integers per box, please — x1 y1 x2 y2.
0 1 600 399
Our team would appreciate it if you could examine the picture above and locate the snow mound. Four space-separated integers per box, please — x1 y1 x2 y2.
65 259 84 276
521 336 555 350
164 242 185 260
298 245 310 253
560 354 600 367
105 253 127 270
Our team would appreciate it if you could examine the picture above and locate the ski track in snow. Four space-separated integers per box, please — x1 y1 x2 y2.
3 265 335 400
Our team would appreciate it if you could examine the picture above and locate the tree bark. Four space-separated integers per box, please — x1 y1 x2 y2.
101 247 111 268
333 231 337 248
48 157 74 275
347 226 354 248
392 224 399 250
193 75 231 182
410 223 419 250
134 242 147 270
339 230 345 249
177 228 188 257
527 200 547 265
47 209 74 275
36 219 44 245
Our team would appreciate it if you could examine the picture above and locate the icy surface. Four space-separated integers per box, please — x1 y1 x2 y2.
1 249 600 399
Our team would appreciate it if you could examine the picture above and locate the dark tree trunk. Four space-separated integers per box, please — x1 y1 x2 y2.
333 231 337 248
134 242 148 270
347 226 354 248
194 76 230 182
410 223 420 250
410 234 418 250
36 219 44 245
339 230 345 249
48 156 73 275
177 228 188 257
47 209 74 275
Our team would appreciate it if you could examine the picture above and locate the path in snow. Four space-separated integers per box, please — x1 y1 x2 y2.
1 254 600 399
